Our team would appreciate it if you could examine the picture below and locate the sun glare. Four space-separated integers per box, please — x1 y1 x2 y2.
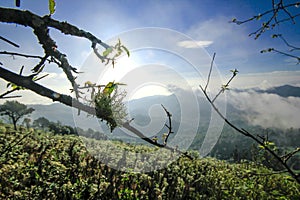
129 84 172 100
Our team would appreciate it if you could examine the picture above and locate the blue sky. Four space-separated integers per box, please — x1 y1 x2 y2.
0 0 300 104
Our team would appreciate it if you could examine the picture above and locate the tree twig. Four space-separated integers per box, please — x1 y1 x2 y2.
211 69 238 103
0 88 21 99
0 36 20 48
122 121 193 160
200 53 300 184
231 0 300 62
161 104 174 146
281 148 300 163
204 52 216 91
0 51 45 59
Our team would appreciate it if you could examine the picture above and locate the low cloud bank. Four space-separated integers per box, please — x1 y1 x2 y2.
228 90 300 129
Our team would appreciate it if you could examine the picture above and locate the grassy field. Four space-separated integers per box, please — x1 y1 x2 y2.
0 123 299 199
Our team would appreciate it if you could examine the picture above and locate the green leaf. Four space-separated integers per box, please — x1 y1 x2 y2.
11 84 19 90
49 0 56 15
103 81 116 95
121 45 130 57
31 76 38 81
102 48 113 57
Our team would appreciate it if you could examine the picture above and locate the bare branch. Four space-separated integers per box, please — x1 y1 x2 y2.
231 1 299 28
211 69 238 103
272 49 300 64
0 36 20 48
200 54 300 184
122 121 193 159
204 52 216 91
0 88 21 99
261 48 300 64
0 95 22 99
271 34 300 52
161 104 174 146
231 1 300 63
281 147 300 163
0 51 44 59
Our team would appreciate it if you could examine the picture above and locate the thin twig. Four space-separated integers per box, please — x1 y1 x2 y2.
0 51 44 59
232 2 299 26
270 13 300 27
277 35 300 51
281 148 300 163
204 52 216 91
122 121 193 160
200 85 299 184
281 1 296 24
211 70 237 103
272 49 300 64
200 54 300 184
0 88 20 99
33 74 49 82
161 104 174 146
0 95 22 99
231 1 299 62
0 36 20 48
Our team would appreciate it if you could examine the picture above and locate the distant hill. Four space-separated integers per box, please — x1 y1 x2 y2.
30 103 74 126
22 84 300 135
234 84 300 98
262 84 300 97
28 94 210 127
24 93 247 148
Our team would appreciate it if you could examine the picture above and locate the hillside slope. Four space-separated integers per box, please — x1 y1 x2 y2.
0 123 299 199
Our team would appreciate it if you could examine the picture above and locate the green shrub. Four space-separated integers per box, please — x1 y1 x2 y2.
0 123 299 199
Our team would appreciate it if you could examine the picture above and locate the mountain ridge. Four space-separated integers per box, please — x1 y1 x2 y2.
233 84 300 97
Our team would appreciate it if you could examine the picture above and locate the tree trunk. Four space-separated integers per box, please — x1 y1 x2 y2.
12 118 17 130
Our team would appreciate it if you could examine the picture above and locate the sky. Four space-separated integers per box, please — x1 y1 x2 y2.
0 0 300 129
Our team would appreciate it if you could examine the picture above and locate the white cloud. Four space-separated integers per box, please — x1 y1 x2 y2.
231 70 300 89
186 16 250 49
228 91 300 129
184 15 269 70
177 40 213 48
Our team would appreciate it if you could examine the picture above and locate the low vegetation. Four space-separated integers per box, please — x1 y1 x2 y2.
0 123 299 199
